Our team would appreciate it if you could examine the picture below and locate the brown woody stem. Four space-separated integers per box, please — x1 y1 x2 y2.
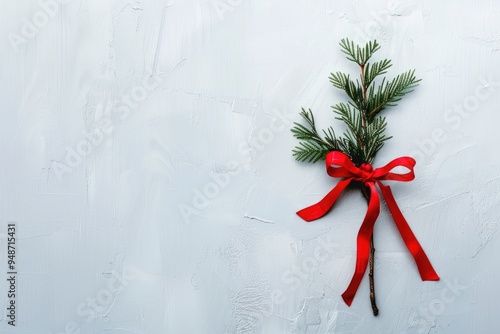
369 234 378 316
360 184 379 316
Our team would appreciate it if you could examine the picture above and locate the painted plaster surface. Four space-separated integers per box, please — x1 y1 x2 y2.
0 0 499 333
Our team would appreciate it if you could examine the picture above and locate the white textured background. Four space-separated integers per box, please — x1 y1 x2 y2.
1 0 499 333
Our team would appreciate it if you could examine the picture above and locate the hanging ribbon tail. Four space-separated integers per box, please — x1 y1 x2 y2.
378 182 440 281
341 182 380 306
297 179 351 222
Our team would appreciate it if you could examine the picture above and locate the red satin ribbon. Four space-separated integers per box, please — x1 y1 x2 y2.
297 151 439 306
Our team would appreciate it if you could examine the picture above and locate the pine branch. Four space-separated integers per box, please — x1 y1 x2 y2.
291 109 339 163
292 142 331 163
292 39 419 166
332 103 362 139
340 38 380 66
322 127 338 148
363 59 392 88
364 116 392 161
366 70 421 118
329 72 364 109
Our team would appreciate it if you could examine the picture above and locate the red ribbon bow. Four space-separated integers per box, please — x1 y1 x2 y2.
297 151 439 306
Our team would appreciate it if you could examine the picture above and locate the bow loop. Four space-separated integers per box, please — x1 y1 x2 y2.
373 156 416 181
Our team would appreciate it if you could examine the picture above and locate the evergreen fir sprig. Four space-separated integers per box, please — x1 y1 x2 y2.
291 38 421 316
363 59 392 88
329 72 364 109
291 38 419 165
339 38 380 66
366 69 420 118
291 109 338 163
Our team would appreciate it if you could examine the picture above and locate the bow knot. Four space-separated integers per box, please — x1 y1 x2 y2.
359 163 374 183
297 151 439 307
